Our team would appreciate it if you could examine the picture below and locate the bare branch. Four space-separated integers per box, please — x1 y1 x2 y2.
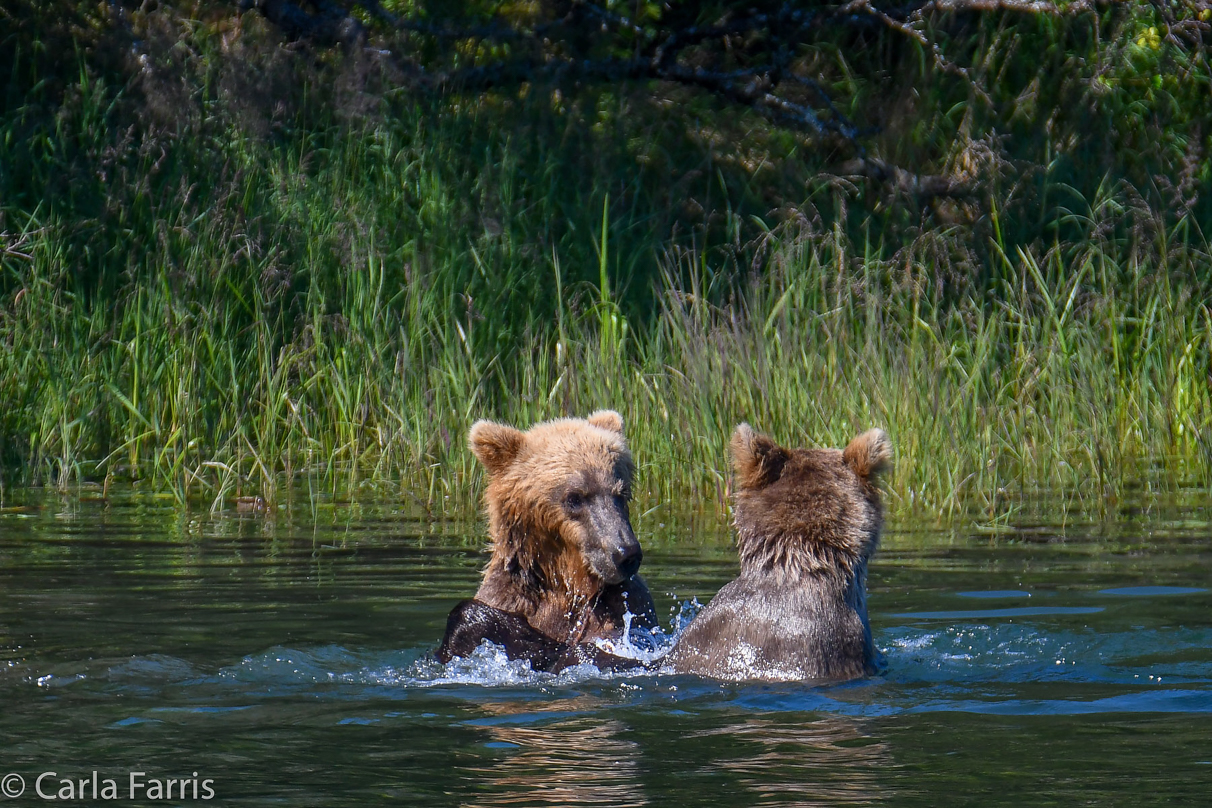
838 158 975 201
239 0 365 46
236 0 1134 196
915 0 1113 14
842 0 994 104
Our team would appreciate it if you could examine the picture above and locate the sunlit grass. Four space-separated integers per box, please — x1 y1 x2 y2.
3 176 1208 520
2 6 1210 520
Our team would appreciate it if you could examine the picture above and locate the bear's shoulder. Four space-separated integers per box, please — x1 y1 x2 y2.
668 573 872 681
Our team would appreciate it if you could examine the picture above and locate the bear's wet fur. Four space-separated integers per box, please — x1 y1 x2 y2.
437 411 657 668
665 425 893 682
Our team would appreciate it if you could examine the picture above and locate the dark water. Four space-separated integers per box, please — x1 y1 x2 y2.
2 491 1211 806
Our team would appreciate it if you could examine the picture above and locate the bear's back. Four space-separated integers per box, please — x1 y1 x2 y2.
665 572 875 682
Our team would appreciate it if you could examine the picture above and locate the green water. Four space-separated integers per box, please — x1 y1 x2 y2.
1 491 1210 806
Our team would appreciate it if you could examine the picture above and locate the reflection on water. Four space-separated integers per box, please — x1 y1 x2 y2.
893 606 1104 619
689 715 891 807
464 701 646 807
1099 586 1208 596
1 489 1211 806
955 591 1031 599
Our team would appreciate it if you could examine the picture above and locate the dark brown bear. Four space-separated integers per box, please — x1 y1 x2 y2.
437 411 658 669
665 425 893 682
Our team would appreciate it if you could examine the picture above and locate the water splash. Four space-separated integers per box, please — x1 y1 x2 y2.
589 600 699 663
19 601 1212 719
406 642 553 686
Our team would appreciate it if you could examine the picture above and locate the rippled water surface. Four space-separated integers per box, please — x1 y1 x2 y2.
2 490 1211 806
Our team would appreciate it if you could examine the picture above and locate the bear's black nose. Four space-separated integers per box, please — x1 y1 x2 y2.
614 544 642 578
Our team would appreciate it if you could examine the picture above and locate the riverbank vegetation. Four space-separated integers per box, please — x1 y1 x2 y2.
2 1 1210 518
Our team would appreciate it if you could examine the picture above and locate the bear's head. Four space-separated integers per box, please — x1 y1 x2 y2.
469 410 642 589
729 425 893 581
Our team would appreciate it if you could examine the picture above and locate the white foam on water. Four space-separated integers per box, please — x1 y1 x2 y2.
45 602 1210 719
590 604 687 663
407 598 705 684
406 640 552 686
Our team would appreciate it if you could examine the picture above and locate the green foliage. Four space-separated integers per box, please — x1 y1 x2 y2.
1 0 1210 519
4 180 1209 517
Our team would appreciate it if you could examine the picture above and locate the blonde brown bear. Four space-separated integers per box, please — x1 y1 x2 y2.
437 411 657 669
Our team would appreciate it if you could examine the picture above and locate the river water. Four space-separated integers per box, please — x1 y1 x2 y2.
1 490 1210 806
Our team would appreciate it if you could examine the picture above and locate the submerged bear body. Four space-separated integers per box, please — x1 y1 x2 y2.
666 572 874 681
666 425 892 682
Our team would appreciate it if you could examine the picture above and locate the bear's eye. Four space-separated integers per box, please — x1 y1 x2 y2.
564 492 586 511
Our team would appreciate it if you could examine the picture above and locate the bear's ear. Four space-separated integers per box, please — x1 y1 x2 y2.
843 428 893 481
468 420 526 476
587 409 625 436
730 423 789 490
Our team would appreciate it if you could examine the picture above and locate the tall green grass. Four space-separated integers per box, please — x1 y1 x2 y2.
3 174 1209 517
3 3 1211 519
637 224 1212 520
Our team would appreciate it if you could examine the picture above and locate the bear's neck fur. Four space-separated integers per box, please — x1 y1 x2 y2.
733 461 884 588
475 495 618 642
735 524 868 585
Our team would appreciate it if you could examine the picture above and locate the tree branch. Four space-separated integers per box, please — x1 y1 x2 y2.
236 0 1125 195
838 157 975 201
913 0 1112 14
239 0 365 46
